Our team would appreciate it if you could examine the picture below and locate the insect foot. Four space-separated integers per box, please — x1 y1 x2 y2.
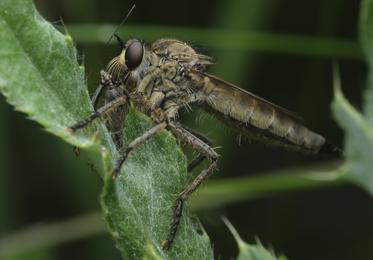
162 196 185 250
66 126 76 133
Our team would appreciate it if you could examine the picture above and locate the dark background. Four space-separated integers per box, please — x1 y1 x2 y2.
0 0 371 259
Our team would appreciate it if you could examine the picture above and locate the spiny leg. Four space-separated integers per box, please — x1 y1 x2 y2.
71 70 115 153
187 154 207 173
164 160 217 250
67 95 127 132
110 121 168 179
182 126 213 173
135 67 162 95
91 83 104 110
163 123 219 250
92 70 119 110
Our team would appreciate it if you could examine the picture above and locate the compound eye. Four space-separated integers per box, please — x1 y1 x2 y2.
125 40 143 70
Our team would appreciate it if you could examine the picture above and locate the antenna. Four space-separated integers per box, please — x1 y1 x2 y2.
107 3 136 45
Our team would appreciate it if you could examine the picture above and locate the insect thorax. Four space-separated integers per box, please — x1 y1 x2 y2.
125 39 212 121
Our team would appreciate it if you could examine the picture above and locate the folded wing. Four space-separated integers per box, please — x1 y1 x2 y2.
192 70 341 155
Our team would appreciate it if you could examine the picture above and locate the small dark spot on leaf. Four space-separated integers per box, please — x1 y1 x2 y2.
73 146 80 156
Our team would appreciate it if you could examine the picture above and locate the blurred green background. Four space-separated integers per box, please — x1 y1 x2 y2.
0 0 371 259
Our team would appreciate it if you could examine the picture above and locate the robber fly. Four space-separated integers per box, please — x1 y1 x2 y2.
68 35 342 250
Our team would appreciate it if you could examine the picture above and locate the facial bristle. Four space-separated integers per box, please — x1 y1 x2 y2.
106 56 125 80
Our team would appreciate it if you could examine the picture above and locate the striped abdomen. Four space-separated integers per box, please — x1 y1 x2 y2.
196 71 341 155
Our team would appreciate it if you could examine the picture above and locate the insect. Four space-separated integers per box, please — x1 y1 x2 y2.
68 35 342 250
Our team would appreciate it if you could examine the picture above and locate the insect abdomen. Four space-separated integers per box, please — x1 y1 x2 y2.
199 72 338 155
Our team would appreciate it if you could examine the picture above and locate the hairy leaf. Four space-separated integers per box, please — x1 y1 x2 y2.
0 0 98 147
101 111 212 259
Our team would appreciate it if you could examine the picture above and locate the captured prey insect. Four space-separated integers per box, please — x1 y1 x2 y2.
68 35 342 250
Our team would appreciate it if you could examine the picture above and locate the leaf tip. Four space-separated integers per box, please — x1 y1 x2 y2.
331 61 348 115
221 216 245 249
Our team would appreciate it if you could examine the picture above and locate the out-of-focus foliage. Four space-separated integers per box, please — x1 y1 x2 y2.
332 0 373 195
66 24 362 60
222 218 286 260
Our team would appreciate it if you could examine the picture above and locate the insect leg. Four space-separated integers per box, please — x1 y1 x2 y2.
91 84 104 110
92 70 118 110
67 95 127 132
110 121 168 179
181 126 213 173
163 123 219 250
71 71 116 153
136 68 162 94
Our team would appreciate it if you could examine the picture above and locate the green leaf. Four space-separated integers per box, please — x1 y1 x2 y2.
0 0 103 149
222 218 286 260
331 0 373 195
0 0 213 259
101 111 213 259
